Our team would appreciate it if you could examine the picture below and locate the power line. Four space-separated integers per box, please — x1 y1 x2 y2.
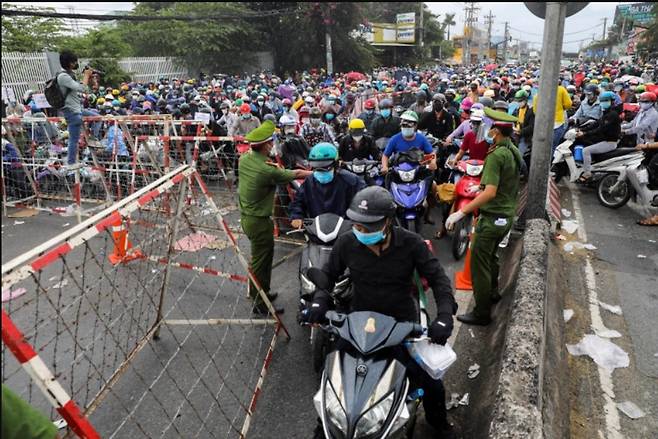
0 7 299 21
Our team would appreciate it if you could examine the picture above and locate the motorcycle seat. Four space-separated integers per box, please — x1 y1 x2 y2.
591 148 638 163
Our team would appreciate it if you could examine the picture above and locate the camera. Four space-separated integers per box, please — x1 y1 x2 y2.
83 65 104 76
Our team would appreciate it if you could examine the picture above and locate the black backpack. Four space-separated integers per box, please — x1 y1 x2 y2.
44 72 71 109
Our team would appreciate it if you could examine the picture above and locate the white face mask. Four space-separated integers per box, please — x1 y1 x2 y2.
221 109 228 114
284 127 296 135
310 118 321 126
401 127 415 138
352 135 363 142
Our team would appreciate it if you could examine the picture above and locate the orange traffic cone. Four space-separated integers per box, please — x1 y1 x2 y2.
455 245 473 290
108 214 143 265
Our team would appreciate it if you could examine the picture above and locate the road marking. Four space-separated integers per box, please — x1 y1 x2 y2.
568 183 623 439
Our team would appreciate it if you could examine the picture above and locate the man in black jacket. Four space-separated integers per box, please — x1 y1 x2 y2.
338 118 380 161
418 94 455 140
369 98 401 141
304 187 457 437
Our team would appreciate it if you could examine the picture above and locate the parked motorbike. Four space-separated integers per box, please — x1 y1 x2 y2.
387 149 435 233
290 213 353 372
552 128 640 185
447 159 484 260
341 158 384 187
597 155 656 209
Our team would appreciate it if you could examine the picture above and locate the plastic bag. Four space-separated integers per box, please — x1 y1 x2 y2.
406 340 457 380
566 334 629 371
435 183 456 203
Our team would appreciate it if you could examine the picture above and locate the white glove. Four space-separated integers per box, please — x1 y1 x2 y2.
445 210 466 231
467 185 481 194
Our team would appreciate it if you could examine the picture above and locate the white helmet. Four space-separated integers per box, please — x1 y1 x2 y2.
470 109 484 122
279 114 296 126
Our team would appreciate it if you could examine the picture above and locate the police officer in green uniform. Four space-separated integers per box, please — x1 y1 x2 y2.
445 108 522 325
238 120 312 314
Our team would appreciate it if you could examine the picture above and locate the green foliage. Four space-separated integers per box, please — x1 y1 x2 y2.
118 2 260 75
1 5 65 52
87 58 131 88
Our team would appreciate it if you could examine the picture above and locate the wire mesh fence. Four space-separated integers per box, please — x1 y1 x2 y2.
2 164 286 438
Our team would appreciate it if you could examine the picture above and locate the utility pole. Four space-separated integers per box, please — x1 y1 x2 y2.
526 2 567 221
502 21 509 63
419 2 424 60
484 10 494 62
323 4 334 75
463 2 479 66
602 17 607 40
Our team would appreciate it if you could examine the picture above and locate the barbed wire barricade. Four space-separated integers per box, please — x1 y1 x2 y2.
2 163 288 438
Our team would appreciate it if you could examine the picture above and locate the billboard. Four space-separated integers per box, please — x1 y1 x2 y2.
359 12 416 45
614 3 655 25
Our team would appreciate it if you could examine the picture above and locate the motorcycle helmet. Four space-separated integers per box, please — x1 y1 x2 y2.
364 99 376 110
494 100 509 112
346 186 397 231
308 142 338 169
479 96 494 108
599 91 615 102
514 90 529 100
639 92 657 102
279 114 297 126
460 97 473 112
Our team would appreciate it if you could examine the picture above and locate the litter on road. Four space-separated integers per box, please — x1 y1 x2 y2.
174 231 218 252
598 301 623 315
616 401 646 419
467 363 480 379
561 209 572 218
594 328 622 339
637 254 647 259
51 279 69 289
13 220 25 225
458 393 470 406
62 223 70 228
566 334 630 371
446 393 461 410
564 309 574 323
561 220 579 234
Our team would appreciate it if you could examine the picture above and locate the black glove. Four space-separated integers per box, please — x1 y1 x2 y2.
428 313 454 345
303 293 330 324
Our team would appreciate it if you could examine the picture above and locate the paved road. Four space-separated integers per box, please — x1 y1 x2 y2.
559 182 658 439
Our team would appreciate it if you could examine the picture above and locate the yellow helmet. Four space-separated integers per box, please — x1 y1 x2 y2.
121 84 129 91
112 89 120 96
590 79 599 85
118 97 126 104
187 79 195 84
349 118 366 130
97 97 106 105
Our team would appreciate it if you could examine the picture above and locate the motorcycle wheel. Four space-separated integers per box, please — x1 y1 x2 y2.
311 327 328 374
452 215 472 260
597 173 631 209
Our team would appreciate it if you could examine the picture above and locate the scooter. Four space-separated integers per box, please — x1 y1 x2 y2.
597 155 657 209
447 159 484 260
308 265 456 439
290 213 353 373
387 149 435 233
342 158 384 187
552 128 640 184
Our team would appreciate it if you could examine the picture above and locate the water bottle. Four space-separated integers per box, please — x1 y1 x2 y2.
407 388 424 402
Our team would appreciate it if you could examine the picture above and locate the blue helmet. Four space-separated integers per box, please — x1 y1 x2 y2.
309 142 338 169
599 91 616 102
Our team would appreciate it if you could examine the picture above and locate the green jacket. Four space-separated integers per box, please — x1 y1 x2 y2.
238 150 295 217
479 137 522 218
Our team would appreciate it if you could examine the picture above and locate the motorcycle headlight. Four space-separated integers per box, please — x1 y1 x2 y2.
397 169 416 182
301 273 315 294
325 381 348 433
465 164 483 176
355 392 395 437
352 164 365 174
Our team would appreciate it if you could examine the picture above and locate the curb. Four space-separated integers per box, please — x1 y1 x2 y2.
489 218 550 439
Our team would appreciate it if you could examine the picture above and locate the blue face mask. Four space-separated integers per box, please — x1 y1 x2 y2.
600 101 611 110
484 132 495 144
313 169 334 184
381 109 391 118
352 226 386 245
326 113 335 121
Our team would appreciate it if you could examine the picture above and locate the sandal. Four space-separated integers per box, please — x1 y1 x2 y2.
577 174 592 184
637 215 658 226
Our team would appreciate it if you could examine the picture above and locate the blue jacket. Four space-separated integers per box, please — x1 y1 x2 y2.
289 169 365 220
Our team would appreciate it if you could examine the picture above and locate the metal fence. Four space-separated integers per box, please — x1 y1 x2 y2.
1 52 188 101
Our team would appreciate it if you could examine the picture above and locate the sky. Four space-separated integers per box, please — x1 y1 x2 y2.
2 1 638 52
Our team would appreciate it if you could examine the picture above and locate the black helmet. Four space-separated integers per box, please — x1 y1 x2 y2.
494 100 509 111
347 187 397 229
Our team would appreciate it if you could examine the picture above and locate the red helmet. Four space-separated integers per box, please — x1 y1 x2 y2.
282 98 292 106
364 98 376 109
639 92 657 102
239 103 251 114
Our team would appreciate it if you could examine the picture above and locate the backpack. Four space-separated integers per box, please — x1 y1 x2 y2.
43 72 71 109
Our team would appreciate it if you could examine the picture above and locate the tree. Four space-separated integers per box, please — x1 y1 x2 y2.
443 13 456 41
1 5 65 52
636 3 658 60
117 2 261 75
58 25 133 59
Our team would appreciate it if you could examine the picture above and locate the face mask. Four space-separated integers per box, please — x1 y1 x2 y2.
352 135 363 142
283 106 291 112
640 102 654 111
401 127 415 138
484 131 495 145
600 101 611 110
352 226 386 246
284 127 296 135
221 109 228 114
241 114 251 120
381 109 391 118
325 113 335 121
366 109 374 114
313 169 334 184
310 117 321 126
257 100 264 106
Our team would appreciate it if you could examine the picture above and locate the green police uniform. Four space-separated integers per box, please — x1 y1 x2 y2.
238 121 296 303
471 131 522 319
